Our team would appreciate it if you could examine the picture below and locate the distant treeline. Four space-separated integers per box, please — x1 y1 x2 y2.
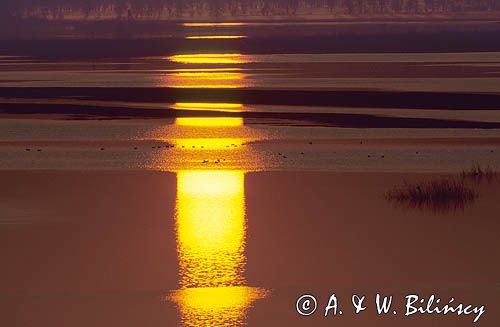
2 0 500 20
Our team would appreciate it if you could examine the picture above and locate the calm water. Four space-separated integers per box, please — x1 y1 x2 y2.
1 171 500 327
1 21 500 327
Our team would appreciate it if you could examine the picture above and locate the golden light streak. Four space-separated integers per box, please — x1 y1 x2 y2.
173 103 243 112
170 286 267 327
168 54 248 64
183 22 246 27
173 72 245 79
174 137 244 150
175 118 243 127
173 84 242 89
186 35 247 39
165 71 247 88
175 170 245 287
170 170 267 327
170 68 242 72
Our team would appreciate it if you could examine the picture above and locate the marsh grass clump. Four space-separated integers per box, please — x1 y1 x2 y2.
386 179 478 213
461 164 500 182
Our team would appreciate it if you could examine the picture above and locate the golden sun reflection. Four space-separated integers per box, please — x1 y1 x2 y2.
165 52 250 88
169 53 249 64
175 170 245 287
174 137 244 150
172 68 241 73
174 116 245 151
170 170 267 326
167 108 267 324
183 22 246 27
166 71 247 88
173 103 243 112
174 72 244 79
175 118 243 127
170 286 267 327
186 35 247 39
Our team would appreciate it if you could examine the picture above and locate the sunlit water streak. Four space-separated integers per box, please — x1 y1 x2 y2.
175 118 243 127
164 52 252 88
164 71 249 88
185 35 247 39
168 53 250 65
172 102 243 112
170 170 267 326
170 286 267 327
167 114 268 326
182 22 246 27
175 170 246 288
173 137 246 150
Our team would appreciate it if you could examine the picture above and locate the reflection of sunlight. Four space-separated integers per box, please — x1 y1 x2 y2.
166 53 250 88
170 286 267 327
174 137 244 150
169 54 249 64
186 35 247 39
183 22 246 27
175 118 243 127
171 170 267 326
176 170 245 287
173 116 245 152
173 103 243 112
171 68 242 72
163 68 247 88
146 102 263 170
168 71 246 88
173 116 246 156
174 72 244 79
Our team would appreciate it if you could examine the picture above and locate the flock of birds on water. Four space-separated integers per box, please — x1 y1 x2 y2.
22 141 496 164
